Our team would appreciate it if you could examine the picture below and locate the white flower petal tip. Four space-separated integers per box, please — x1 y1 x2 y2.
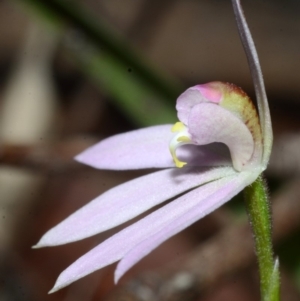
48 281 68 295
48 265 87 294
48 287 59 294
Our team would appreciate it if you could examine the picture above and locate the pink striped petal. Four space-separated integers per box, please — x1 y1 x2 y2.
188 103 254 171
75 125 175 170
48 168 253 293
114 170 257 282
35 166 236 247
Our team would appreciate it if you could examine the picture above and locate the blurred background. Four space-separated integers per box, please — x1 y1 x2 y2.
0 0 300 300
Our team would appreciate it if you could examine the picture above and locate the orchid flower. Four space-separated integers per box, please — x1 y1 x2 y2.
35 0 273 294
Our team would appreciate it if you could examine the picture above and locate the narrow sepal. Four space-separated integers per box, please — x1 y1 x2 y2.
231 0 273 168
34 167 236 247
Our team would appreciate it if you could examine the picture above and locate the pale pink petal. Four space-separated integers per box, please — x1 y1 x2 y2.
176 83 224 124
232 0 272 167
35 166 236 247
75 124 232 171
48 168 253 293
114 170 257 282
188 103 254 171
181 143 232 167
176 86 208 124
75 125 175 170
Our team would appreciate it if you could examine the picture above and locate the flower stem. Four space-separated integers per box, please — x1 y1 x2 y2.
244 175 280 301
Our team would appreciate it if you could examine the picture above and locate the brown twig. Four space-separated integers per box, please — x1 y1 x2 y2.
104 178 300 301
0 137 97 173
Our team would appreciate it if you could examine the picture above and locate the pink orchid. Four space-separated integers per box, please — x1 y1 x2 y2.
35 0 273 293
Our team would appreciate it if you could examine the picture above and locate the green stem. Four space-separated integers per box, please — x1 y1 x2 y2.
244 175 280 301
